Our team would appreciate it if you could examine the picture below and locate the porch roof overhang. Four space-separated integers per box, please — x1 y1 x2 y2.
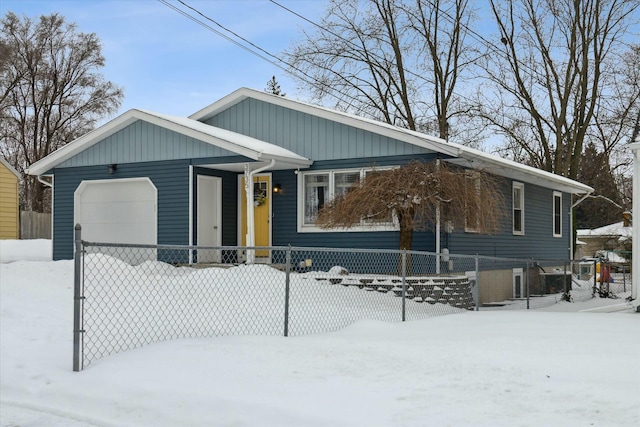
27 109 312 176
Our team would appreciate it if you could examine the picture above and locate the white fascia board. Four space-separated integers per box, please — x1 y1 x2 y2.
255 152 313 168
190 88 461 158
28 108 311 176
446 144 593 195
27 111 140 176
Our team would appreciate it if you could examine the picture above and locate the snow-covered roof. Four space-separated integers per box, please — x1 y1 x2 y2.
27 109 312 176
28 87 594 195
191 88 592 195
595 250 629 263
576 221 633 239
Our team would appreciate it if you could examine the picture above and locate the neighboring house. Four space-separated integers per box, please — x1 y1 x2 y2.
27 88 592 302
0 157 20 240
576 221 632 261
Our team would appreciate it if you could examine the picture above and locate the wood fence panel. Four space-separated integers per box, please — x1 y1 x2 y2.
20 211 52 239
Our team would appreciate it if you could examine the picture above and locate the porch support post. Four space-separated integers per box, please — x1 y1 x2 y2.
244 163 255 264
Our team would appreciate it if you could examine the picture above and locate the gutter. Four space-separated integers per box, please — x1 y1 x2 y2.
38 175 53 188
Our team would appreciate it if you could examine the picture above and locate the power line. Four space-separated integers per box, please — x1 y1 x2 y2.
175 0 284 68
157 0 418 119
268 0 439 87
157 0 285 72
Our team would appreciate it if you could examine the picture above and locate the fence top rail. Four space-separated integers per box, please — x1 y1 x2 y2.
80 241 573 266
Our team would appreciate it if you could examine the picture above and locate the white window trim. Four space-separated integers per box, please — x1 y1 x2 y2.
553 191 562 238
297 167 399 233
512 181 525 235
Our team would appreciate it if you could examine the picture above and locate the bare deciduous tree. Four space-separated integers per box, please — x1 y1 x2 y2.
285 0 479 144
481 0 639 181
316 160 505 251
0 12 123 212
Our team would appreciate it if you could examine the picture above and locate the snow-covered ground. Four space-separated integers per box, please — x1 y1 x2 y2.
1 240 638 427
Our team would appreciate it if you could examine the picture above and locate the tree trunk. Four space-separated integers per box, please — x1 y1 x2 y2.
398 225 413 251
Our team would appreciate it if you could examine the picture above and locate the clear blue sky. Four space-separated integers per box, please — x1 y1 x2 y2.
0 0 327 119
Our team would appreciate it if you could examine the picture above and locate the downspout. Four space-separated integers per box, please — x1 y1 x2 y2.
570 190 594 260
38 175 53 188
244 159 276 264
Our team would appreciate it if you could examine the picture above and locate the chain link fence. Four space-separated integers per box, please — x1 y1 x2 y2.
72 227 632 371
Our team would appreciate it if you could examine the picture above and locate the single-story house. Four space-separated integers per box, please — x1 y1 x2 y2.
576 220 632 261
28 88 592 301
0 157 20 240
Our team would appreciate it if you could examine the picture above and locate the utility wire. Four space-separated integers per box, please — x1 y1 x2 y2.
157 0 409 118
158 0 284 71
272 0 635 121
176 0 284 67
268 0 439 86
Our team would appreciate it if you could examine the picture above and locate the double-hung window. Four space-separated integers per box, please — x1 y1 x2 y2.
512 182 524 235
553 191 562 237
303 173 329 225
299 168 396 231
465 172 481 233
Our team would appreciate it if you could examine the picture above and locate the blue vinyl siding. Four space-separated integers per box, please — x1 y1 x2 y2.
58 120 236 168
447 180 572 260
52 159 191 260
204 98 434 161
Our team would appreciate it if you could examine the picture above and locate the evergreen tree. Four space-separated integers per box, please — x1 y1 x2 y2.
265 76 285 96
575 143 623 229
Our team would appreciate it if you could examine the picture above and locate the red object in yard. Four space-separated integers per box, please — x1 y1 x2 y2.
601 265 611 283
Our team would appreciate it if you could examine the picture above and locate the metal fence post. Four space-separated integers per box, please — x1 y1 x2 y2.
593 259 597 296
474 255 480 311
284 246 291 337
524 258 540 310
401 250 407 321
522 260 529 310
73 224 83 371
563 261 568 296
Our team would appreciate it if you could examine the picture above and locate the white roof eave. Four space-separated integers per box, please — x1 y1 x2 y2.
27 109 312 176
445 144 593 195
191 88 592 194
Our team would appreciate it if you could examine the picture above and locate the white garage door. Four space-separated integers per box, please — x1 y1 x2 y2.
74 178 157 246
